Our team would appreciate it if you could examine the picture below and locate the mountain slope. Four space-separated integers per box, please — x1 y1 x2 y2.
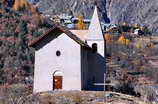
37 0 108 22
37 0 158 33
0 3 53 85
106 0 158 33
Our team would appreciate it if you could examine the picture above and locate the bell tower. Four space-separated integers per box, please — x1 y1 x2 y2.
86 6 105 57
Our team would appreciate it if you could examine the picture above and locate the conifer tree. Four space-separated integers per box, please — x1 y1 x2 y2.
17 20 28 51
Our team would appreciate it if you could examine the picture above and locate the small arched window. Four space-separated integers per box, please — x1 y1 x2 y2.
92 43 97 53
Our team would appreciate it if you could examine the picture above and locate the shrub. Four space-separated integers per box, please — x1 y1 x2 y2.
0 84 32 104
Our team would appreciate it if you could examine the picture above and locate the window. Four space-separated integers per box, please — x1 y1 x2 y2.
56 50 61 56
92 43 97 53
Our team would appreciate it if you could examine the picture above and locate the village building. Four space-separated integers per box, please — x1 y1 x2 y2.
29 6 106 93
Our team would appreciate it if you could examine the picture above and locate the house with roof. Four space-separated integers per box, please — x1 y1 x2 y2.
29 6 106 93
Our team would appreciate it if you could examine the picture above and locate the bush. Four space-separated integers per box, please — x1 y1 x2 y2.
0 84 32 104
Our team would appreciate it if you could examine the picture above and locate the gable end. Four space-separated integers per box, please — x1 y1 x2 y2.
29 24 91 50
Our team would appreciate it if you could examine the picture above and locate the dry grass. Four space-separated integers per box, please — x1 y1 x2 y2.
0 85 154 104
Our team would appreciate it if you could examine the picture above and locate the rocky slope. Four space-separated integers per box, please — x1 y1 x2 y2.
106 0 158 33
37 0 158 33
36 0 109 22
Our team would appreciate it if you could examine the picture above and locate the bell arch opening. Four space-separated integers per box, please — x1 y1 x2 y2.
92 43 98 53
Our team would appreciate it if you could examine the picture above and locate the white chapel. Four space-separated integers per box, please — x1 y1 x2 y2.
29 6 106 93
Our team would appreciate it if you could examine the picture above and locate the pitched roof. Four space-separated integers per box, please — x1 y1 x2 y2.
29 24 91 48
70 30 89 41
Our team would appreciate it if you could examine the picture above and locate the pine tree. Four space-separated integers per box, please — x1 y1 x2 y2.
17 20 28 51
19 20 27 35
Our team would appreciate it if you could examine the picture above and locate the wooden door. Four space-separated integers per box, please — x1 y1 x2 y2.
53 76 62 90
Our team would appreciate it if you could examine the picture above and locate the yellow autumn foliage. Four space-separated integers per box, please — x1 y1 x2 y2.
118 35 130 45
76 16 86 30
105 33 112 43
13 0 30 11
13 0 19 11
147 42 155 48
150 43 155 48
135 40 144 49
135 39 153 49
125 39 130 45
12 0 43 25
0 9 3 14
118 35 126 44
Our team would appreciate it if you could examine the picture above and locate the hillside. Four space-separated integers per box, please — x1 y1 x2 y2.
0 0 158 103
0 2 53 85
36 0 158 33
2 0 158 33
36 0 109 22
0 86 149 104
106 0 158 33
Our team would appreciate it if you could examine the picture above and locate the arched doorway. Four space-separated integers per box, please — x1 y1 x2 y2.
53 70 63 90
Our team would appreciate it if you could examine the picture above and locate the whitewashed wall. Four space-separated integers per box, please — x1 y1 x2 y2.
33 33 81 93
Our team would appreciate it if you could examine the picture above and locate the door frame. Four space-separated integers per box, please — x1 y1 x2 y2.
53 70 63 90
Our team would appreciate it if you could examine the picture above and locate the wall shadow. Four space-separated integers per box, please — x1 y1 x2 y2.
81 47 106 91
